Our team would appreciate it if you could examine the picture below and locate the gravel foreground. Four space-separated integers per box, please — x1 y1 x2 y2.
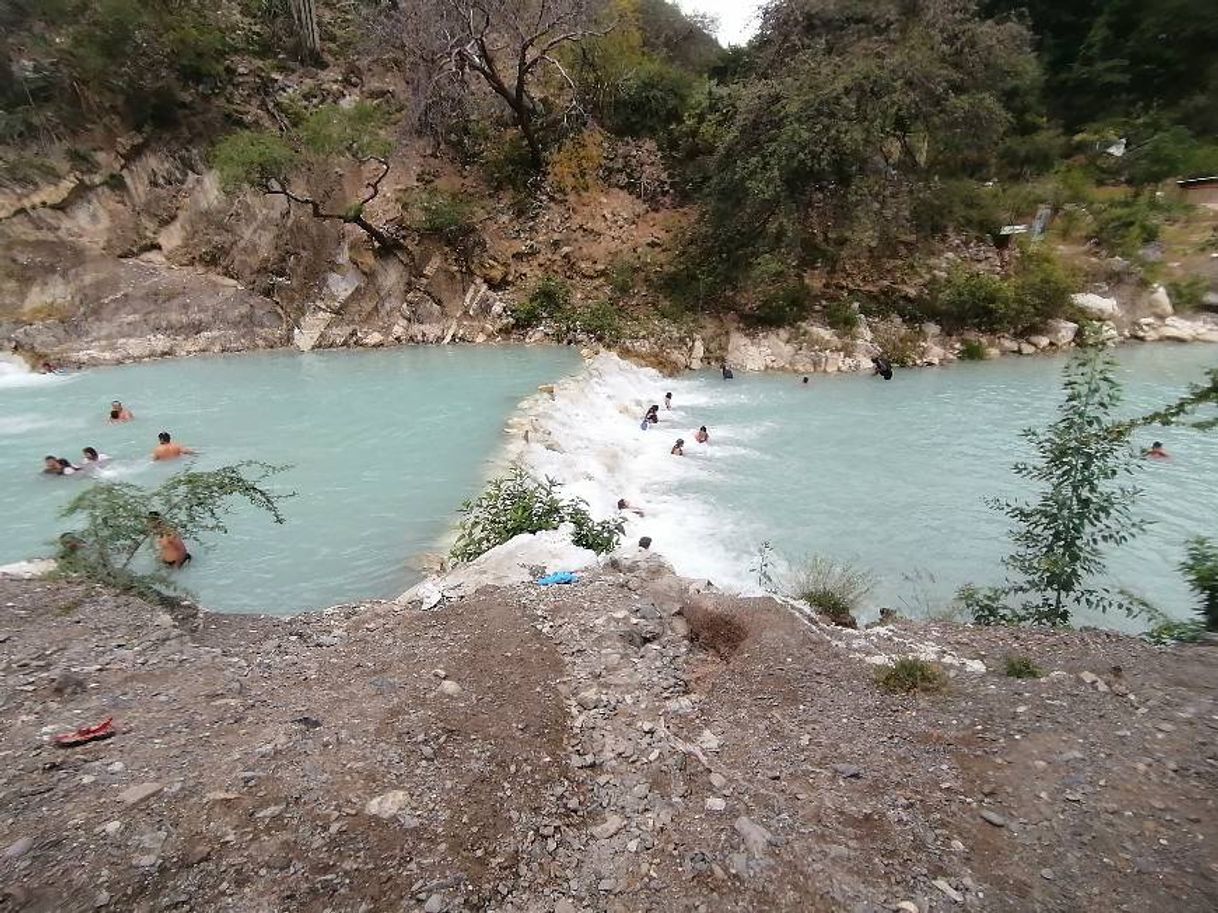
1 558 1216 913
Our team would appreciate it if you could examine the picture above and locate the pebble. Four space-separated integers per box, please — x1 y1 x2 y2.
932 878 964 902
365 790 412 819
894 903 920 913
831 763 862 779
980 810 1007 827
4 837 33 859
705 797 727 812
438 680 462 697
94 891 111 909
554 901 577 913
575 689 603 710
709 772 728 790
1040 868 1055 881
106 761 125 774
423 895 445 913
117 782 163 805
591 815 625 840
734 816 772 858
102 821 122 837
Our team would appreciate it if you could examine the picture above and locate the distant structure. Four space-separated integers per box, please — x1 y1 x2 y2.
1177 176 1218 210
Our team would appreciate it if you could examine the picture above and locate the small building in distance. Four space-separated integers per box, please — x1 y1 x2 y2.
1176 176 1218 209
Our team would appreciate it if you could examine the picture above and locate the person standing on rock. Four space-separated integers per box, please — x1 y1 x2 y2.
152 432 196 461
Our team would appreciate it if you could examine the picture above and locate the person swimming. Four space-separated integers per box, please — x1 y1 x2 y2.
108 400 134 422
152 431 196 461
640 404 660 430
871 356 893 381
42 455 77 476
721 363 734 380
671 438 685 456
147 512 191 568
664 392 673 410
695 426 709 444
1146 441 1170 460
81 446 110 467
617 498 645 517
802 376 809 385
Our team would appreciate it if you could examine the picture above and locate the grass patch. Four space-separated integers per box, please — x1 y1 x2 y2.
792 555 873 629
1003 655 1043 678
876 657 945 694
959 338 988 361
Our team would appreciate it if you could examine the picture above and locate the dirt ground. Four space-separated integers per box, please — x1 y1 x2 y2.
2 560 1216 913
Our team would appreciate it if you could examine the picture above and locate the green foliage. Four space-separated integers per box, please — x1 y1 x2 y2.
791 556 874 629
407 188 479 250
746 256 810 327
608 60 695 138
959 338 989 361
297 103 391 159
482 133 538 194
1144 617 1206 645
824 300 859 335
1088 194 1179 257
930 247 1074 335
1180 537 1218 631
55 463 291 602
608 258 639 296
212 131 298 190
512 277 573 329
450 466 623 563
1166 276 1208 312
1004 655 1043 678
871 320 924 367
960 343 1145 626
876 658 945 694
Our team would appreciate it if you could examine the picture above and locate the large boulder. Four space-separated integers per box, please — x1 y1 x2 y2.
1145 285 1174 318
1043 318 1079 347
1071 293 1121 319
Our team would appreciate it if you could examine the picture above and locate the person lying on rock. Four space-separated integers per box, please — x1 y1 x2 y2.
152 431 195 461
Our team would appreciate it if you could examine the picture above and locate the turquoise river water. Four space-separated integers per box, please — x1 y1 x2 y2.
0 346 580 612
2 343 1215 627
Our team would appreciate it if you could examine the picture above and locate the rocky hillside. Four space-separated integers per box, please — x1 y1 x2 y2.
2 558 1216 912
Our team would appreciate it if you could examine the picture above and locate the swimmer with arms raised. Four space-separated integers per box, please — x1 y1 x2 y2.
152 431 196 461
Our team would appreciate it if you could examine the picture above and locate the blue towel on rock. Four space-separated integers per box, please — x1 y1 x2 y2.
537 571 578 586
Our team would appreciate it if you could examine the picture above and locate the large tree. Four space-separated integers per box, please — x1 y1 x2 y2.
389 0 604 167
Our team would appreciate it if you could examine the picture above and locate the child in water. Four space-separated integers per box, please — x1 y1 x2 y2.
695 426 709 444
1146 441 1170 460
671 438 685 456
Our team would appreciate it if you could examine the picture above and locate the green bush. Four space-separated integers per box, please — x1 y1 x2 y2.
609 258 639 296
791 556 874 628
911 178 1002 239
1090 196 1167 256
1166 276 1208 312
1011 245 1076 326
825 300 860 335
1004 655 1043 678
212 130 298 190
876 658 945 694
512 277 573 329
746 256 810 327
931 247 1074 335
608 60 695 138
408 188 478 245
959 338 988 361
871 319 924 367
1180 537 1218 631
450 466 623 563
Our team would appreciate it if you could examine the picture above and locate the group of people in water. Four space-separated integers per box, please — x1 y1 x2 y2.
637 389 712 458
39 399 196 568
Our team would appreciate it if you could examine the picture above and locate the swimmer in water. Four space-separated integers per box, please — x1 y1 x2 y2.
664 392 673 410
1146 441 1170 460
109 401 134 422
147 512 191 568
695 425 709 444
617 498 645 517
81 446 109 467
671 438 685 456
43 455 71 475
721 363 734 380
871 356 893 381
802 376 809 385
152 431 195 461
646 405 660 424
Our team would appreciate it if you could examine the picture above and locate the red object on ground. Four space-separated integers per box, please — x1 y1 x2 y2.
53 717 115 748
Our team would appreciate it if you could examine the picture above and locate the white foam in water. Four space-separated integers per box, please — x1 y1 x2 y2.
0 354 75 391
507 353 764 593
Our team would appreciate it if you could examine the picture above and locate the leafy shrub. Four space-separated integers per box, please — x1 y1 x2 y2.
932 267 1020 333
1166 276 1208 312
408 188 478 244
871 319 924 367
512 277 573 329
911 178 1002 239
1090 196 1166 256
876 658 945 694
609 258 639 296
791 556 874 628
569 300 626 342
1011 245 1076 327
959 338 988 361
746 256 810 327
825 300 859 335
1144 618 1205 645
1004 655 1043 678
212 130 297 190
548 129 605 194
297 103 390 158
483 132 537 193
608 60 695 138
450 466 623 563
1180 536 1218 631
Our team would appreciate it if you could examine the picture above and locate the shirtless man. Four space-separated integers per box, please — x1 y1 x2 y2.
109 401 134 422
695 426 709 444
1146 441 1170 460
152 431 195 461
148 512 191 568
